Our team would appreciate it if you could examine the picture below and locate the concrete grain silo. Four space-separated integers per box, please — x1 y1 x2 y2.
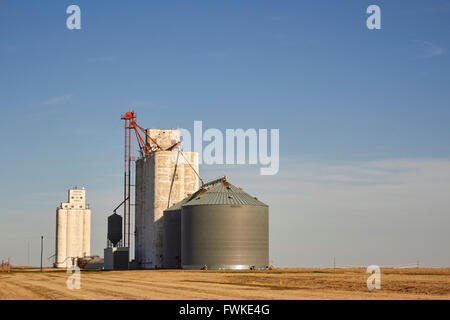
135 128 199 269
55 187 91 268
181 179 269 270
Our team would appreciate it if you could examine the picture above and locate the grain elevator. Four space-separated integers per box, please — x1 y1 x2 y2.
106 112 269 271
134 128 199 269
54 187 91 268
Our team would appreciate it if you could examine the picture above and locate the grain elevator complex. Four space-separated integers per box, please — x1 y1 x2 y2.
55 111 269 270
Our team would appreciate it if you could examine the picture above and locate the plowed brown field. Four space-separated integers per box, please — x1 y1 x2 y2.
1 267 449 300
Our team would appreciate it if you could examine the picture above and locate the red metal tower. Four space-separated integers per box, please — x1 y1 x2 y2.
118 111 179 248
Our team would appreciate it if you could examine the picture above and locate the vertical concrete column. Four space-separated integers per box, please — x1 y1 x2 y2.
66 211 76 267
56 209 67 267
153 152 170 268
83 209 91 258
134 159 144 265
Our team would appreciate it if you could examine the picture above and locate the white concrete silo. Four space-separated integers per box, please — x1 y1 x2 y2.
55 187 91 268
134 129 199 269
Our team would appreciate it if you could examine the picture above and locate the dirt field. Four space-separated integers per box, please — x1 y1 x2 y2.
1 267 449 300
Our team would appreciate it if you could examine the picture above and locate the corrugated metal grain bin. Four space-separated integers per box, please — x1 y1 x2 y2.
181 180 269 270
163 198 188 269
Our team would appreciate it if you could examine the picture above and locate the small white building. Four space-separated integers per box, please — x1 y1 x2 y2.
54 187 91 268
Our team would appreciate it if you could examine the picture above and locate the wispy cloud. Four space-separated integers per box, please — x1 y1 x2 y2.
93 55 117 62
425 2 450 14
204 49 233 59
128 100 167 110
412 40 444 58
40 94 74 106
203 158 450 266
266 12 302 22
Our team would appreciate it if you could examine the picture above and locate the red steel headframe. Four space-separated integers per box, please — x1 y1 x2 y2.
119 111 181 248
120 112 134 248
119 111 161 248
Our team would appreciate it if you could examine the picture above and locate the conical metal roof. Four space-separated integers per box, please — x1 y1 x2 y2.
165 188 206 211
183 181 268 207
165 197 190 212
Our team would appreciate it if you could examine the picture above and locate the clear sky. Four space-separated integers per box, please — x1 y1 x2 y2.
1 0 449 267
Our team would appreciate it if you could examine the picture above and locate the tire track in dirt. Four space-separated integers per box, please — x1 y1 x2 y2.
77 275 248 299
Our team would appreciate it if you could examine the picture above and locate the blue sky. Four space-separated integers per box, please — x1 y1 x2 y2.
1 1 449 267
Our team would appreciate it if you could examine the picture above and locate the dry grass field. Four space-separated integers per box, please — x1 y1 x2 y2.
1 267 449 300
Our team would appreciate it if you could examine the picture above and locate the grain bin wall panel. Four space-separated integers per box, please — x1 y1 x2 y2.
163 209 181 268
181 204 269 270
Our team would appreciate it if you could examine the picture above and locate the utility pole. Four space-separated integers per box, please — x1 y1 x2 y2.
40 236 43 272
27 240 30 267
